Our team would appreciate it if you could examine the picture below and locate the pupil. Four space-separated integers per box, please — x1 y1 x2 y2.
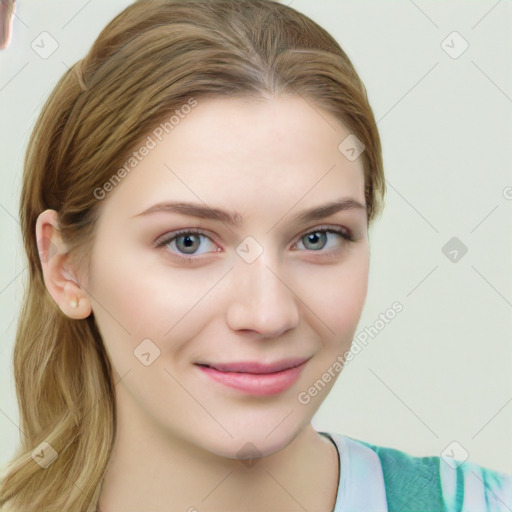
305 232 326 250
179 234 198 253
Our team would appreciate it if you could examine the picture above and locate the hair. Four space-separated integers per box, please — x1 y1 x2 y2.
0 1 385 510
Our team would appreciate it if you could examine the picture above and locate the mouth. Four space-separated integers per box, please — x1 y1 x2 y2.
194 357 311 395
196 357 311 374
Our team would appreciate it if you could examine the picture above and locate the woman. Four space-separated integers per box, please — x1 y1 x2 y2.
1 1 510 510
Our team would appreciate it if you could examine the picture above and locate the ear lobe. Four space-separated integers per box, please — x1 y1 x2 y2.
35 209 92 319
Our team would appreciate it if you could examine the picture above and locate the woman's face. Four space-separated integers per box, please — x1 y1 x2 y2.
85 95 369 458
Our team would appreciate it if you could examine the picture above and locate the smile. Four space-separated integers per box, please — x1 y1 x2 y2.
195 357 310 395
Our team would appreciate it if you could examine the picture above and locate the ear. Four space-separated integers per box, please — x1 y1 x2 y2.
35 209 92 319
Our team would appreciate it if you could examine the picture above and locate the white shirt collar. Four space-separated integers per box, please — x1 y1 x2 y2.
320 432 388 512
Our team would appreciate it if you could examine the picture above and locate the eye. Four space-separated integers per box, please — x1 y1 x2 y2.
293 226 355 252
154 228 219 261
154 225 355 262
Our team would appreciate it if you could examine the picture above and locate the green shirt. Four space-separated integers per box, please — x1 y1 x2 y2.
321 432 512 512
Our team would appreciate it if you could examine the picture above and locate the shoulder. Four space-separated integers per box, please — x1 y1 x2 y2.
329 433 512 512
358 437 512 512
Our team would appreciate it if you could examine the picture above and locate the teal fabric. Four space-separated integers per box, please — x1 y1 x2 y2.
360 440 444 511
355 437 512 512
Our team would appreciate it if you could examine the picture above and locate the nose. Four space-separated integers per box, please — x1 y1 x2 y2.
225 253 300 339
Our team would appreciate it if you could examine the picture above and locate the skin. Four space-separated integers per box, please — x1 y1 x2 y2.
37 95 370 511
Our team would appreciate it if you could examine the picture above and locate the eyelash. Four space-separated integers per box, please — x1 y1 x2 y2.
154 225 356 263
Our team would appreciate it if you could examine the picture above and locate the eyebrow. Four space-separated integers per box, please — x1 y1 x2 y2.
132 198 366 226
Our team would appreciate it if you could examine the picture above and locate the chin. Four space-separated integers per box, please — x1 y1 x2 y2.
190 413 311 462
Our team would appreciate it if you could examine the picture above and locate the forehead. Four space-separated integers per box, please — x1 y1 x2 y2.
97 95 366 224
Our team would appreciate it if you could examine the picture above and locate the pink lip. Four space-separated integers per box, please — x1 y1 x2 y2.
195 357 310 395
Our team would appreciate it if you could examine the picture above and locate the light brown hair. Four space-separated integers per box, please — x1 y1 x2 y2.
0 1 384 510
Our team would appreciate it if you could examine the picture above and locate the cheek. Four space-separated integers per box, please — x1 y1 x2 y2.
302 250 369 341
86 244 225 364
85 242 167 375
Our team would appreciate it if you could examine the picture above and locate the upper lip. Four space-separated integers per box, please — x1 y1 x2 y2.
195 357 311 374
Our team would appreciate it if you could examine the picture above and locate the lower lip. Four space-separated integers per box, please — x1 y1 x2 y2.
197 362 307 396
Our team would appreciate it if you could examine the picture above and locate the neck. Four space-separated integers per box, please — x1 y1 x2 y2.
97 389 339 511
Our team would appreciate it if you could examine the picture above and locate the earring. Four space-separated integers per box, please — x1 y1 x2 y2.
70 296 78 309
